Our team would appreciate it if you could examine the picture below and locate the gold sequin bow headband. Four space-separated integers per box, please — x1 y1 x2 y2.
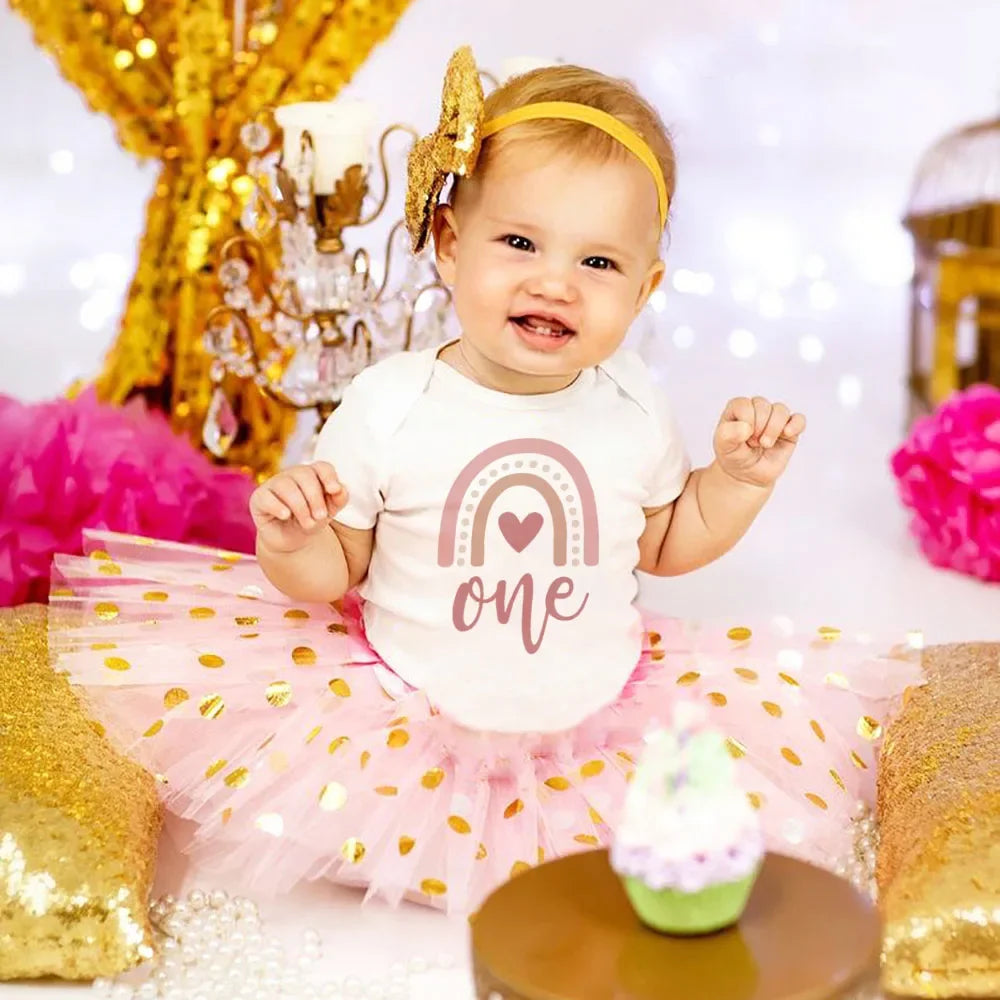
404 46 670 253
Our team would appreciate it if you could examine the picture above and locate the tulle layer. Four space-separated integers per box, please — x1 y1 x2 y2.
50 530 920 913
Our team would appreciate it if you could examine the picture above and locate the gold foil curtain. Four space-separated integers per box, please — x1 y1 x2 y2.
10 0 414 479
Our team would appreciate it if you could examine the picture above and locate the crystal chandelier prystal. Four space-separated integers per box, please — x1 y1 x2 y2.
201 103 451 459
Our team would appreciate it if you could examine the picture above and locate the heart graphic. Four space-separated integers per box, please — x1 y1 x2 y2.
498 512 543 553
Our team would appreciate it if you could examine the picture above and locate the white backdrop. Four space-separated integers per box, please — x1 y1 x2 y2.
0 3 999 996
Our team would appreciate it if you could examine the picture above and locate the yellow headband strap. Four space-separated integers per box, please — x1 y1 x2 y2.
481 101 669 229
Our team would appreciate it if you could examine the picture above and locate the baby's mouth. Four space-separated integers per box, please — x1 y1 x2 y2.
511 315 576 338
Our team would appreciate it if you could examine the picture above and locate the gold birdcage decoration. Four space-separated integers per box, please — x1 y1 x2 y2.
903 114 1000 420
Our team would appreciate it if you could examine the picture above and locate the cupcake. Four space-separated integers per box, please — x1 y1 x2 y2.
610 703 764 936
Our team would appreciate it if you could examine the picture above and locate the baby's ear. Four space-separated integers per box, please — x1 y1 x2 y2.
635 259 666 315
431 204 459 286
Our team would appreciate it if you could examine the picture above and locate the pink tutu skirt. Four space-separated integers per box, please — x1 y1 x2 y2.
49 530 920 913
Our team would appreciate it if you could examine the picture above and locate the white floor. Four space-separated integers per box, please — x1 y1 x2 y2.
2 0 999 996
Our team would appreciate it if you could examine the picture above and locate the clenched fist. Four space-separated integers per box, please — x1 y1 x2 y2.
713 396 806 488
250 462 349 553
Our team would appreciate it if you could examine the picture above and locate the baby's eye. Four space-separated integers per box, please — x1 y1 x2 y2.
503 234 535 252
583 256 618 271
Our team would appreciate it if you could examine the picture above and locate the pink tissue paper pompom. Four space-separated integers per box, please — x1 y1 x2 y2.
0 389 257 606
890 383 1000 583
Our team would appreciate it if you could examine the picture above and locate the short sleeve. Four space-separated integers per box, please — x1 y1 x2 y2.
311 373 385 529
644 388 691 508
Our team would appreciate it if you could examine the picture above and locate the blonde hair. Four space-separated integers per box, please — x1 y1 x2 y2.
454 64 676 228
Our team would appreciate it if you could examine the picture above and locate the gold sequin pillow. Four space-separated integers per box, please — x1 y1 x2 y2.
0 605 161 980
877 642 1000 999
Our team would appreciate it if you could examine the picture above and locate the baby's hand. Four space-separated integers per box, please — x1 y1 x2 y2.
713 396 806 488
250 462 349 553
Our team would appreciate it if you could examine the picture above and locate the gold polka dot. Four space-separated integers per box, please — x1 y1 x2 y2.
50 587 74 598
580 760 605 779
574 834 599 846
399 836 415 856
850 751 868 771
90 720 106 738
830 768 846 791
221 808 233 825
224 767 249 788
211 563 234 572
95 601 120 620
235 615 259 626
91 549 112 560
341 838 365 864
143 591 169 602
747 792 764 810
90 642 117 651
650 650 665 661
189 607 216 619
510 861 531 878
388 715 409 727
589 807 604 826
327 622 348 635
625 770 635 783
781 748 802 766
818 626 841 640
421 878 447 896
255 813 284 836
360 751 371 769
726 737 747 759
811 720 826 742
448 816 471 834
762 701 783 718
104 656 131 671
319 782 348 811
143 720 164 737
205 759 227 778
305 726 323 744
284 609 310 620
734 668 759 682
329 678 351 698
806 793 828 810
376 786 399 797
504 799 524 819
98 562 123 576
647 630 662 645
778 672 800 687
727 626 752 642
199 653 225 669
328 736 350 755
544 776 571 791
825 672 850 690
269 752 289 774
708 692 728 707
538 847 546 864
476 842 488 860
164 688 189 710
218 551 242 563
617 750 636 765
676 671 700 686
857 715 882 741
199 694 225 719
266 680 292 708
387 728 409 748
292 646 317 666
422 768 445 789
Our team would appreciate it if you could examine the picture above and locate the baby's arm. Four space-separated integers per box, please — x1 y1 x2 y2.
638 395 803 577
637 469 770 577
252 462 374 602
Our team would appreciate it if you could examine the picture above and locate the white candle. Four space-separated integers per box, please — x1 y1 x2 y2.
274 99 374 194
500 56 556 83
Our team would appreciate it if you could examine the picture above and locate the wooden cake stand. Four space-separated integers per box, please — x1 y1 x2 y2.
471 850 880 1000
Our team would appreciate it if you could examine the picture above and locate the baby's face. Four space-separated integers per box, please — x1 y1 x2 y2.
433 140 664 390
